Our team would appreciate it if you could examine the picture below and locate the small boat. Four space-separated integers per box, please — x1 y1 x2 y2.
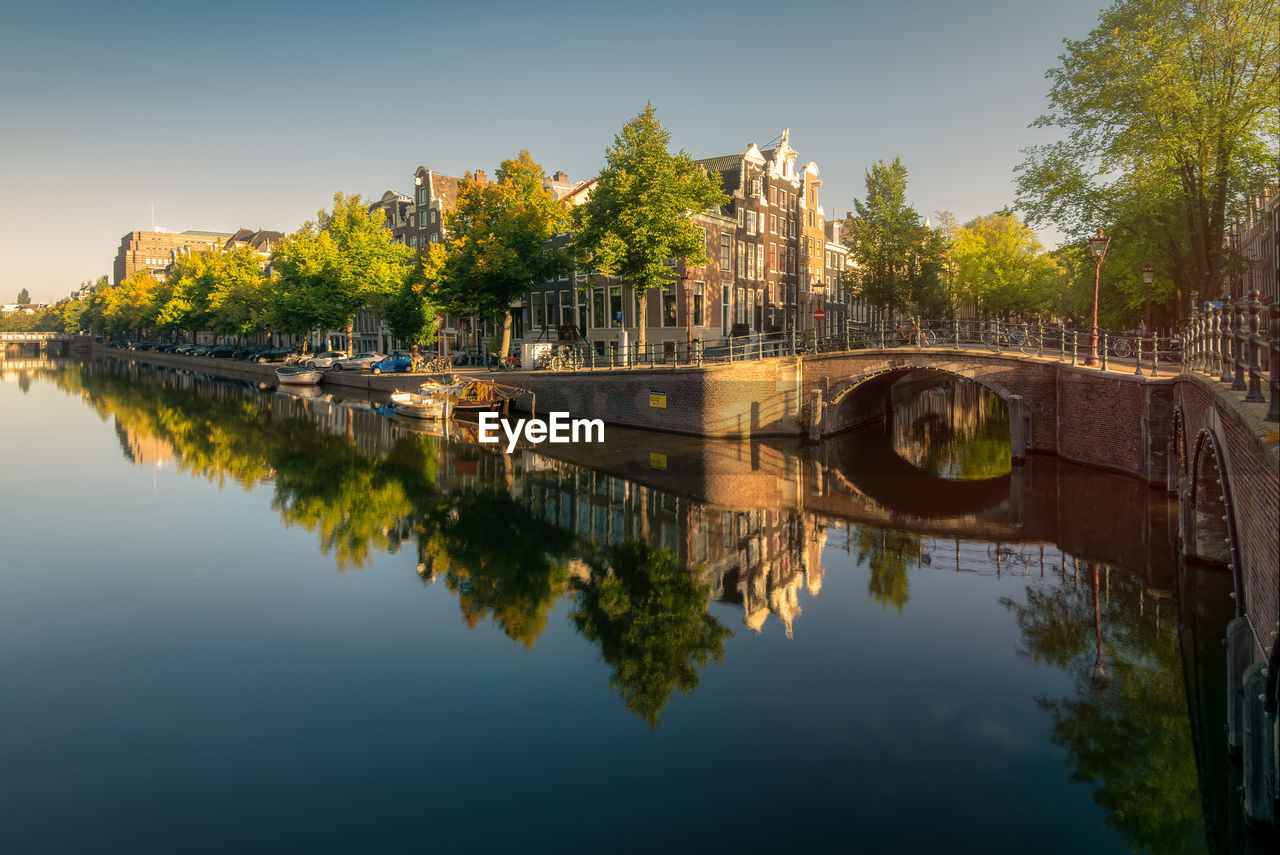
432 378 520 414
390 390 453 420
275 366 324 386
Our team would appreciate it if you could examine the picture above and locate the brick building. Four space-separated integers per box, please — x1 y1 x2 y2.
113 229 233 284
1235 184 1278 306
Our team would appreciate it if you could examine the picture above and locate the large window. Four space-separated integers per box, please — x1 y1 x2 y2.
559 290 573 328
592 287 605 328
533 294 545 328
662 286 677 327
722 284 730 333
719 234 731 273
736 287 747 324
737 240 746 277
770 214 776 234
693 282 705 326
747 244 756 279
609 286 623 327
746 210 757 235
756 245 764 278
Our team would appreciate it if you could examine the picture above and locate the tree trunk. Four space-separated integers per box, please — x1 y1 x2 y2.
635 289 646 350
345 317 354 355
499 309 513 361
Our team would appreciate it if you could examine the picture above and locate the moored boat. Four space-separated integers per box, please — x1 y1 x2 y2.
275 366 323 386
390 390 453 420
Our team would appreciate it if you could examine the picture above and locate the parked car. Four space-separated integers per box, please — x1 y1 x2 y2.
209 345 238 358
370 353 414 374
256 347 298 363
151 343 176 353
188 345 213 357
330 352 384 371
234 346 268 361
302 351 346 369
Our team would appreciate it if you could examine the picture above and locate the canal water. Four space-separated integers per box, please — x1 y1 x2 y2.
0 358 1238 853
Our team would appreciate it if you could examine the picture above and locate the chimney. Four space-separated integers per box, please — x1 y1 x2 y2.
473 169 487 186
554 171 568 183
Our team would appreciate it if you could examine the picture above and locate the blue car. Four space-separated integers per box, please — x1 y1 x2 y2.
370 353 414 374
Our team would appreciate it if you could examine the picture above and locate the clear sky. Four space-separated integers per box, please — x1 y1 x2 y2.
0 0 1110 303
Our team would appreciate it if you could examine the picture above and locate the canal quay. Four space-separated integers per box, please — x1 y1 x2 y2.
1 349 1275 854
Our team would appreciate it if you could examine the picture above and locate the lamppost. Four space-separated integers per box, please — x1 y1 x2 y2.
1086 227 1111 366
1141 264 1155 336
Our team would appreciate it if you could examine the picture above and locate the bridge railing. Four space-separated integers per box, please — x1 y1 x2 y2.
518 318 1205 378
1181 290 1278 422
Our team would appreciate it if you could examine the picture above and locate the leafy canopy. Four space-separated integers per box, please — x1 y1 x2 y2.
572 104 727 326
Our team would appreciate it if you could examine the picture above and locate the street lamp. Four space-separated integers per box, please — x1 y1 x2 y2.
1086 228 1111 366
1141 264 1155 336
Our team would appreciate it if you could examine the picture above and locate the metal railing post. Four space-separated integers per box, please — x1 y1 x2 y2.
1245 290 1264 402
954 317 960 348
1037 322 1044 357
879 321 886 349
1151 334 1159 378
1100 333 1108 371
1218 296 1234 383
1267 302 1279 422
1232 299 1247 391
1134 337 1143 376
1059 324 1066 362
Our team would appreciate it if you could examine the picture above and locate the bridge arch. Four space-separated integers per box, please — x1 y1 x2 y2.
1187 426 1245 615
822 363 1017 442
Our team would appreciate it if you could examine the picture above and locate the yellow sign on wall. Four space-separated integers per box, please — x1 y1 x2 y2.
649 392 667 408
649 452 667 470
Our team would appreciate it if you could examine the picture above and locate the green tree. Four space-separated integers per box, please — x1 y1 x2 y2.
16 288 30 305
845 158 949 317
384 245 445 357
571 104 728 349
571 541 731 727
207 245 270 340
271 192 414 354
1015 0 1279 322
951 212 1064 318
440 152 569 358
62 298 87 334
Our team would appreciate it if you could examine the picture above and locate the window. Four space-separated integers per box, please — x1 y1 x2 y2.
609 286 623 327
737 241 746 277
737 208 745 228
592 287 605 328
719 234 732 273
662 286 678 326
533 294 545 328
736 287 746 324
410 236 418 246
769 244 776 272
694 282 705 326
429 210 437 223
418 188 428 205
770 214 776 234
559 290 573 327
747 244 756 279
722 284 730 333
429 234 438 243
746 211 757 235
808 210 815 228
788 247 796 274
756 244 764 278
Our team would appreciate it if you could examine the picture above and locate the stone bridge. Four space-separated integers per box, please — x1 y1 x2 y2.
1 333 91 357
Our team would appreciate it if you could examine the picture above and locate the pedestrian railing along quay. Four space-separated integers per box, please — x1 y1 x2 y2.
1181 290 1279 423
529 317 1201 379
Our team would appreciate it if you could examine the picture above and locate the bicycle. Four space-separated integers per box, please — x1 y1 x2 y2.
546 345 582 371
415 354 452 373
885 318 937 347
487 351 521 371
981 324 1042 354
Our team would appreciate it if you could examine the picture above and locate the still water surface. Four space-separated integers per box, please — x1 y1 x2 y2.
0 358 1228 853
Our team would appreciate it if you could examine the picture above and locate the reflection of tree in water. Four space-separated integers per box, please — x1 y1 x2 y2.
1002 569 1207 854
891 379 1010 481
425 488 575 650
571 542 731 728
853 525 926 611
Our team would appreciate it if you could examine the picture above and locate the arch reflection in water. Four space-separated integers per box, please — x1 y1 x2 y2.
831 375 1012 520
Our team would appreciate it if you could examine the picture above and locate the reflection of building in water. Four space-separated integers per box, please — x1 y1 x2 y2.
889 376 1010 480
518 451 826 638
113 418 176 466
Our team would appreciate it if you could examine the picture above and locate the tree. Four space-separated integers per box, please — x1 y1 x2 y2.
440 152 569 358
16 288 30 305
271 192 414 354
572 104 728 349
384 244 445 357
950 212 1064 318
845 158 949 317
1015 0 1279 322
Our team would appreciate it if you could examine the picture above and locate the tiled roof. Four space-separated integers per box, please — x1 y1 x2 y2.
180 230 234 238
694 154 741 173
